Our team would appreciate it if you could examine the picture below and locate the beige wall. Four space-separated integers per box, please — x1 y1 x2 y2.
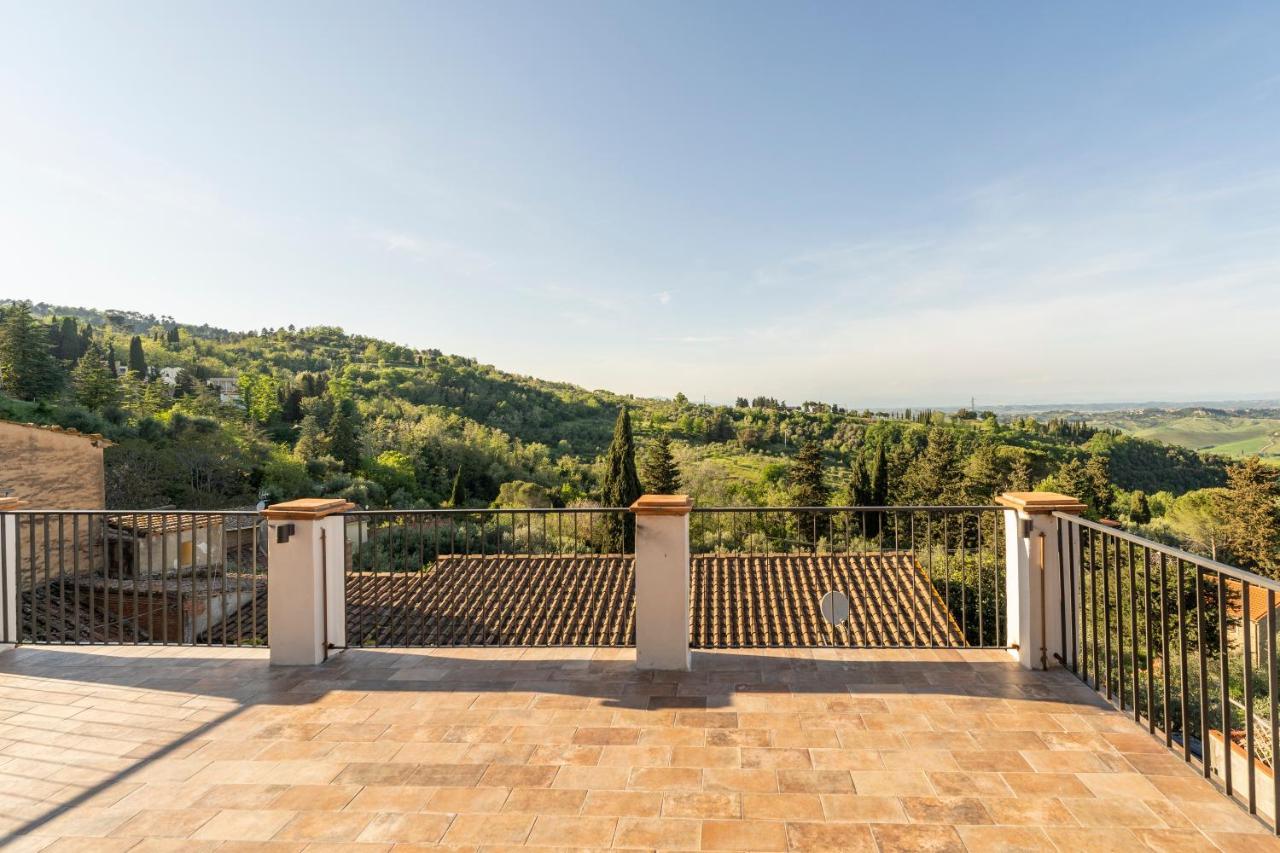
0 423 107 509
0 423 108 587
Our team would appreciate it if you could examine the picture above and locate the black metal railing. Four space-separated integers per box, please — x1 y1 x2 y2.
4 510 266 646
342 507 635 647
1056 512 1280 832
688 506 1006 649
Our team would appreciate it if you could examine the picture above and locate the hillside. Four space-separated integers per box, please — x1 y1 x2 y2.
0 300 1231 517
1087 408 1280 464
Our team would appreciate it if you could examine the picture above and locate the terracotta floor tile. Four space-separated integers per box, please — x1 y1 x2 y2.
1205 830 1280 851
612 816 701 848
741 792 823 820
775 769 853 793
983 796 1078 826
951 750 1035 773
552 764 629 790
702 767 778 793
501 787 587 815
270 784 362 811
599 745 673 767
1131 827 1220 852
110 809 218 839
1001 771 1094 798
426 786 511 814
929 770 1015 797
190 809 296 841
442 813 534 844
1022 750 1111 773
582 790 663 817
850 769 935 796
662 792 741 819
699 818 788 851
628 766 702 791
819 793 907 823
526 814 618 846
740 747 812 770
956 825 1054 852
901 796 992 825
572 727 640 746
871 823 965 853
272 810 371 842
355 811 453 844
1043 826 1143 852
343 785 437 812
785 821 877 852
1061 797 1165 828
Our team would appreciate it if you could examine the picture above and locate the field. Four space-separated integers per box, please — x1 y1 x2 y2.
1089 409 1280 464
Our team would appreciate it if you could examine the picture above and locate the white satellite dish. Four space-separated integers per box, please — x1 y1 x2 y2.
820 590 850 626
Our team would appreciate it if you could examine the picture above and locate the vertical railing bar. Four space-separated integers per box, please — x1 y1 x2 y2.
1102 530 1112 700
1268 589 1279 834
131 516 141 645
1144 547 1154 734
1217 572 1231 795
1128 540 1139 722
1178 558 1191 763
1243 580 1256 814
1160 552 1170 748
1197 565 1210 777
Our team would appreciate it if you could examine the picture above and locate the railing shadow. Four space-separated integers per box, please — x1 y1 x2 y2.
0 644 1112 842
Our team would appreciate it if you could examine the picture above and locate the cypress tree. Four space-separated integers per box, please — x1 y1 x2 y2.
1129 490 1151 525
641 434 681 494
106 342 118 377
448 466 467 507
56 316 80 361
601 407 642 549
127 335 147 377
866 441 889 538
326 397 363 473
790 441 830 548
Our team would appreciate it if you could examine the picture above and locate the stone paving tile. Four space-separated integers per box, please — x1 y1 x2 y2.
0 644 1272 850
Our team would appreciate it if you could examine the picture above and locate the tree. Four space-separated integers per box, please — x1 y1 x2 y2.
1128 490 1152 525
56 316 81 361
865 441 889 538
70 341 120 412
493 480 552 509
1166 488 1231 560
641 434 681 494
901 428 964 504
1086 454 1115 518
1218 457 1280 576
293 414 327 461
448 466 467 507
1009 454 1033 492
326 396 362 472
0 301 62 400
167 326 181 345
601 406 642 549
106 342 118 377
127 335 147 377
789 441 829 506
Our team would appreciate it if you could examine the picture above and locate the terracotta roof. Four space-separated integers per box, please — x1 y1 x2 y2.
18 553 967 649
107 513 225 534
0 420 113 446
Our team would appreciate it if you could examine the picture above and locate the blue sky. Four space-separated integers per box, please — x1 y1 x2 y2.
2 2 1278 406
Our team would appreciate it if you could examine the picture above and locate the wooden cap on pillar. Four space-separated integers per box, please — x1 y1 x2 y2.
0 497 28 510
629 495 693 516
261 498 356 520
995 491 1086 515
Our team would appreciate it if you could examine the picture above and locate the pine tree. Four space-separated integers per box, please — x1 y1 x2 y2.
601 407 642 549
326 397 362 472
1009 455 1033 491
70 341 120 412
293 414 326 461
641 434 681 494
1218 457 1280 576
167 326 180 345
127 335 147 377
0 301 62 400
1086 454 1114 518
106 342 118 377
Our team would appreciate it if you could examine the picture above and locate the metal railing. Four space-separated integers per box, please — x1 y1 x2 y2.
342 507 635 647
689 506 1007 649
4 510 266 646
1056 512 1280 832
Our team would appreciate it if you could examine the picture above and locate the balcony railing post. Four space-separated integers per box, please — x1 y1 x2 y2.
262 498 352 665
630 495 692 671
996 491 1086 670
0 498 25 650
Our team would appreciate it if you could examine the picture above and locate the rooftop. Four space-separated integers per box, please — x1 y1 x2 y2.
0 645 1272 851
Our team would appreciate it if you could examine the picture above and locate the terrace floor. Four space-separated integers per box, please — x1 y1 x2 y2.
0 646 1272 852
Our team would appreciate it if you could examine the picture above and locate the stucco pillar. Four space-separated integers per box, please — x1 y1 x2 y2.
263 498 352 665
0 498 25 650
631 495 693 671
996 491 1086 670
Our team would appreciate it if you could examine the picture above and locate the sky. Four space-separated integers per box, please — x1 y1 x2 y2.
2 2 1279 407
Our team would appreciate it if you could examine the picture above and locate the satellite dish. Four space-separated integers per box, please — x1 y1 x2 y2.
820 590 850 626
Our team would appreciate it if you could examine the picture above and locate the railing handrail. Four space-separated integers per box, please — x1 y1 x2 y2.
343 507 630 516
1054 510 1280 594
692 505 1004 513
0 509 261 516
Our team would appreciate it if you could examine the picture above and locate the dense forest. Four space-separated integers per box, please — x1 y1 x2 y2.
2 299 1277 576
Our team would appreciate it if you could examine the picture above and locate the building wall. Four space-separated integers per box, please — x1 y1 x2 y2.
0 423 109 587
0 423 108 509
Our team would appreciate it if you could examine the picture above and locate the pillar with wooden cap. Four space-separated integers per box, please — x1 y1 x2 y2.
995 491 1086 670
262 498 353 665
631 495 693 671
0 497 26 649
